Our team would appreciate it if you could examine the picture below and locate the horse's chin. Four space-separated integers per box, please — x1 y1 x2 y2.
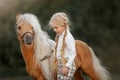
25 42 33 45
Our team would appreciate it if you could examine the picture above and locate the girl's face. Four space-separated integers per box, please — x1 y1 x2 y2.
52 25 65 35
50 16 66 35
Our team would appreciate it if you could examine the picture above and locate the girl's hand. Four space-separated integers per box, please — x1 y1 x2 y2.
61 66 69 75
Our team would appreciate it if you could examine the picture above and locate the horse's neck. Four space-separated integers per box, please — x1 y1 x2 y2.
20 44 35 66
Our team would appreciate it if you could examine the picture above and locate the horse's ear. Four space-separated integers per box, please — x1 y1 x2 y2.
16 13 20 20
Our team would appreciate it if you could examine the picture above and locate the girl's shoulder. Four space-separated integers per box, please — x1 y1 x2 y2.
66 30 73 36
66 31 74 40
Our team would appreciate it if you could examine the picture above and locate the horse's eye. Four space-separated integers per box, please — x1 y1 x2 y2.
18 26 21 30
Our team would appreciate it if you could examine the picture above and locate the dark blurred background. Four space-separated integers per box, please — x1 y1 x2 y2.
0 0 120 80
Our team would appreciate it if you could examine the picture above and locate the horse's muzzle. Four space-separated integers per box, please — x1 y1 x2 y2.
23 33 33 45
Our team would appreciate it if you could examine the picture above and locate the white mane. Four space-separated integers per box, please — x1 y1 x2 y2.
17 13 55 80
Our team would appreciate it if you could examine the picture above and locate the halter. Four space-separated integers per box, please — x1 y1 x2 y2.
18 31 34 45
22 32 33 40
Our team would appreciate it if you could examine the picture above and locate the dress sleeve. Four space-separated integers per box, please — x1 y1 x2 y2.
65 33 76 68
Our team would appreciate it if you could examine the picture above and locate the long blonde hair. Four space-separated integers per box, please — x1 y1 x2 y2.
49 12 70 70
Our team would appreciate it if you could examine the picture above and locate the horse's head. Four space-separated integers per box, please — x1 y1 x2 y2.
16 14 34 45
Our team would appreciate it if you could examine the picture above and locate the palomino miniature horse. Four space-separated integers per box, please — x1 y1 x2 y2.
16 13 110 80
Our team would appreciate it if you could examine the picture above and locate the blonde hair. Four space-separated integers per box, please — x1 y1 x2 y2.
50 12 70 70
49 12 70 30
54 30 67 70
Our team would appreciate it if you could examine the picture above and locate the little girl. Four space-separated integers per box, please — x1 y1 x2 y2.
49 12 76 80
